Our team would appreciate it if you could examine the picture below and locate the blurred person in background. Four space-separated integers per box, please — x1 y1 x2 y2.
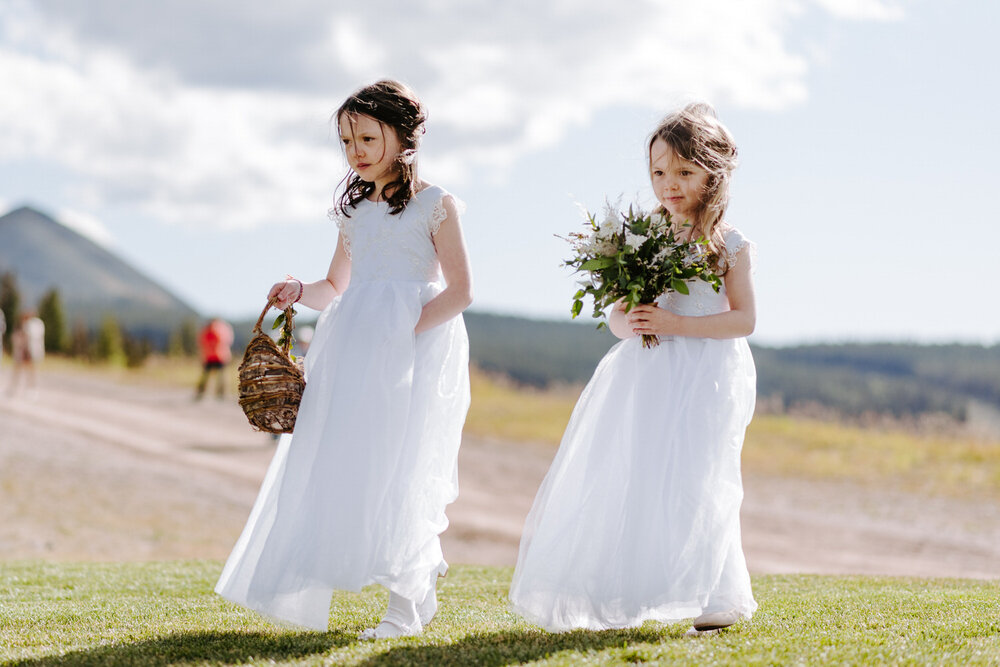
0 309 6 370
7 311 45 396
195 317 234 400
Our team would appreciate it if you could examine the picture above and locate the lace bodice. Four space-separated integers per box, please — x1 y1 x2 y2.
329 185 460 283
656 225 754 316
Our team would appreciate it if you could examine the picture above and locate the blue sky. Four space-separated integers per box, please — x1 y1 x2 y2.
1 0 997 344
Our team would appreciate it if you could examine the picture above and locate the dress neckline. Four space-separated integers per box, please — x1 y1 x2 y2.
364 184 438 206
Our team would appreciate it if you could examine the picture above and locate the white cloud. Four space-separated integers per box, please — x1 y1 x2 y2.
1 0 904 229
812 0 904 21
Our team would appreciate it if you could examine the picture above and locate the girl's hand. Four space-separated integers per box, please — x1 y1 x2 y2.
267 278 303 310
626 304 681 337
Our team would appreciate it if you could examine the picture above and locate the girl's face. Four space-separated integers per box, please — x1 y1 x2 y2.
649 137 710 222
339 113 402 193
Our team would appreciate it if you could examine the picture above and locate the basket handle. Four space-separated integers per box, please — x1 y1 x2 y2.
253 296 296 355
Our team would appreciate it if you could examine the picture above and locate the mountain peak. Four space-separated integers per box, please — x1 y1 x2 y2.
0 204 60 225
0 204 200 331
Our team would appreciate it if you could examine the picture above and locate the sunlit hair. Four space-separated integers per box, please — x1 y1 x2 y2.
649 102 739 272
334 79 427 216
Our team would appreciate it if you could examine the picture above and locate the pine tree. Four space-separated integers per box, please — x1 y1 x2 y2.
69 320 91 360
37 288 69 354
94 314 126 366
0 272 20 354
171 317 199 357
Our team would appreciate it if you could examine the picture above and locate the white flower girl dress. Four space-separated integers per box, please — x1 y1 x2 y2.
216 185 470 631
509 225 757 632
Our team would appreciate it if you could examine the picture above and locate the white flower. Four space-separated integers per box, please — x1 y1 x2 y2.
650 212 668 232
594 239 618 256
682 243 709 266
624 231 648 250
595 217 619 241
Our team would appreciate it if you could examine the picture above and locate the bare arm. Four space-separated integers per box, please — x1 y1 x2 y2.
626 245 756 339
415 195 474 334
608 300 638 340
268 233 352 311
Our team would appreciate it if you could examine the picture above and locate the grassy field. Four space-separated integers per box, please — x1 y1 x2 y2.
1 562 999 666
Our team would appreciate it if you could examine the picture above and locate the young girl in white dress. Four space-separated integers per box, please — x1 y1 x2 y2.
215 80 473 639
509 102 757 634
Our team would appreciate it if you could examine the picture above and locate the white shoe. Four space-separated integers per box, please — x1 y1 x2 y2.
417 562 448 626
692 609 740 632
357 619 421 640
358 591 423 641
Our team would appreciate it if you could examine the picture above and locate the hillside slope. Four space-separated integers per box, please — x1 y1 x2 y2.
0 205 199 332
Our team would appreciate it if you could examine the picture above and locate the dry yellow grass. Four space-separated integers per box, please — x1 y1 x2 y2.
744 414 1000 499
464 368 578 444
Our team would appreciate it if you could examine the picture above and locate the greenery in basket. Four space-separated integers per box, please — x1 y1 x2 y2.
271 308 297 359
563 203 722 347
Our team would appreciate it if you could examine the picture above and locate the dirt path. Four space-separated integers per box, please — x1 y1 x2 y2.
1 368 999 578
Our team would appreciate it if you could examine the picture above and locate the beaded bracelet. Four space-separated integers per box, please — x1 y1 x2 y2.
291 277 304 304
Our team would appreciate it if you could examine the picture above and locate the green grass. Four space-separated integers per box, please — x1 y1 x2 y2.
2 562 999 666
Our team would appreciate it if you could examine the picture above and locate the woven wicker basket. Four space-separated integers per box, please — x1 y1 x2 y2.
237 299 306 434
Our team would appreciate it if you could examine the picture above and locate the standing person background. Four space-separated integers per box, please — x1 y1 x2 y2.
0 309 5 373
7 311 45 396
194 317 234 399
216 79 473 639
510 102 757 635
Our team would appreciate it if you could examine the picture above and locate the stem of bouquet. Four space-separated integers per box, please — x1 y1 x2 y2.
641 334 660 348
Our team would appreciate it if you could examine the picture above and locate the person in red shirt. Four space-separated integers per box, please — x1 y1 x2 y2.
195 317 234 399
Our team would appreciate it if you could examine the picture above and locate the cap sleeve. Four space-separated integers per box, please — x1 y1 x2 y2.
429 190 466 236
328 206 352 259
721 224 755 272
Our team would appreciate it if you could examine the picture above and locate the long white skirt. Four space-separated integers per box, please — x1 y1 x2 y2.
509 335 757 632
216 279 469 631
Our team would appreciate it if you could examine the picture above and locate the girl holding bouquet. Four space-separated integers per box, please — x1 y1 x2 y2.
216 80 473 639
510 103 757 634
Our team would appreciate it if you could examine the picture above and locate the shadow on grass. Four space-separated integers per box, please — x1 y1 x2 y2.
7 626 692 666
358 626 684 667
5 630 352 667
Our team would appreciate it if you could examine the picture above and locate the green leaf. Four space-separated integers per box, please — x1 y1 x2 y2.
573 289 586 300
580 257 615 270
571 300 583 318
671 279 690 295
271 313 286 330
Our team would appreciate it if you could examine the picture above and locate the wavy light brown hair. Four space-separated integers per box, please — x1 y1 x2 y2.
334 79 427 217
649 102 739 271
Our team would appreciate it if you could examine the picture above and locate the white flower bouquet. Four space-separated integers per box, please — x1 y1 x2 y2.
563 204 722 348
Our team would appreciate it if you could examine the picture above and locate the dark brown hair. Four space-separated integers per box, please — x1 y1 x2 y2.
334 79 427 216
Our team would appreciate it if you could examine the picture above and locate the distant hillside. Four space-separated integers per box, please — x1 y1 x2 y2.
753 343 1000 422
0 206 200 336
465 311 619 386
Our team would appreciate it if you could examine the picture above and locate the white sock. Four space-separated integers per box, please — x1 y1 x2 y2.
358 590 422 640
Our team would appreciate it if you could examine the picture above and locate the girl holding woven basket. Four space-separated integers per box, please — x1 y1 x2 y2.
216 80 473 639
